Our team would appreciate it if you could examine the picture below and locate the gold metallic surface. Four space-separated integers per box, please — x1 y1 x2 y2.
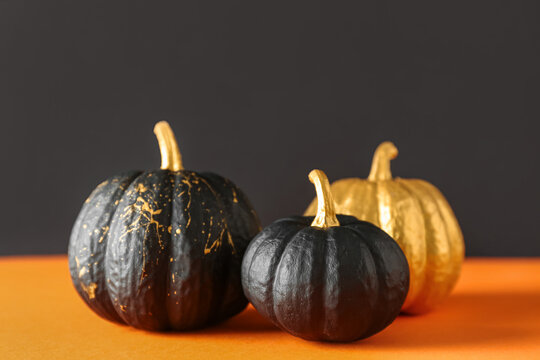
153 121 183 171
308 169 340 229
304 142 465 314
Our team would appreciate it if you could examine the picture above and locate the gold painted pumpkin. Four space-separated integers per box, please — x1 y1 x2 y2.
304 142 465 314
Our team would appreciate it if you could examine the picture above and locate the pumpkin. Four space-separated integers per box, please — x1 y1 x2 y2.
68 121 261 331
241 169 409 342
304 142 465 314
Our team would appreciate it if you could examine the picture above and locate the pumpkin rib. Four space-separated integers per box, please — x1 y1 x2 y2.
342 226 381 338
375 181 392 235
391 180 428 311
242 220 304 324
166 171 198 329
105 171 174 330
168 171 221 329
353 180 380 226
340 224 387 337
414 180 464 277
416 180 457 310
319 227 369 341
350 222 408 336
416 180 455 309
199 172 241 325
197 172 230 324
87 172 143 324
69 171 142 325
408 180 463 305
183 172 213 329
395 179 435 313
321 232 339 339
398 179 453 313
271 226 313 334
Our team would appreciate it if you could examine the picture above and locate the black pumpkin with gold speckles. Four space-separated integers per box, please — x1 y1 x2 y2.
68 122 261 331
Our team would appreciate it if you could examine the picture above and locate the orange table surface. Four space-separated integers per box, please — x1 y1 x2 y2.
1 257 539 359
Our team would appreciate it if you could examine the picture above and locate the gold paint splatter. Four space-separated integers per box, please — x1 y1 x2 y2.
96 180 108 189
81 282 97 299
231 187 239 203
136 183 150 193
78 266 87 278
119 183 167 286
204 227 223 255
98 226 109 243
180 175 195 229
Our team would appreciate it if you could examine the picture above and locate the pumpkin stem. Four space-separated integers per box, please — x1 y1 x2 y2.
153 121 183 171
309 169 340 229
367 141 398 181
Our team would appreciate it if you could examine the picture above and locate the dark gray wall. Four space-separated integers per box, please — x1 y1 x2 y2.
1 1 539 256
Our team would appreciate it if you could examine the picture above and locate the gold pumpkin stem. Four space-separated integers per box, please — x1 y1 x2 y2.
367 141 398 181
153 121 183 171
309 169 340 229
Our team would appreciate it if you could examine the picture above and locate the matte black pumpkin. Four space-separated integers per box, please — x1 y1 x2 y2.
241 170 409 342
68 121 261 331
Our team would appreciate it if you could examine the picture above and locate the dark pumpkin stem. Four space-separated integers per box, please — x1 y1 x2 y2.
367 141 398 181
153 121 183 171
309 169 339 229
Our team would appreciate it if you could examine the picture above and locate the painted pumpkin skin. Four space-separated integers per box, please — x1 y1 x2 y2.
304 142 464 314
242 170 409 342
68 122 261 331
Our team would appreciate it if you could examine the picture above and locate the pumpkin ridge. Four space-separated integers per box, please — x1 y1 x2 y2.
397 179 452 313
165 170 190 329
105 171 174 329
353 226 396 336
375 181 391 235
69 171 142 324
195 171 261 323
407 179 462 307
198 172 234 324
321 229 342 339
167 170 212 329
270 225 315 332
337 226 380 336
258 222 304 324
272 226 327 339
91 172 143 323
392 179 428 310
394 179 432 312
413 180 464 271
